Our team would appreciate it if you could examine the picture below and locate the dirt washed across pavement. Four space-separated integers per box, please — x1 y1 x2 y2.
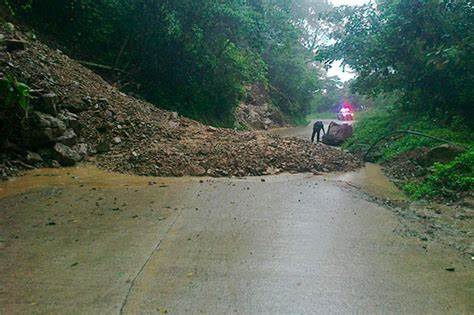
1 165 472 314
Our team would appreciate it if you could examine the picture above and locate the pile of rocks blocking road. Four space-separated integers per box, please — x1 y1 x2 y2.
0 22 361 179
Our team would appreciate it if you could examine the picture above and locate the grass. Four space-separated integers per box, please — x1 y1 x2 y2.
344 105 474 200
402 147 474 200
344 107 473 160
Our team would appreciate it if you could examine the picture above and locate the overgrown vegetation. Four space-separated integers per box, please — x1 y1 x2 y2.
6 0 333 126
0 75 31 147
319 0 474 120
344 104 472 160
320 0 474 200
403 148 474 200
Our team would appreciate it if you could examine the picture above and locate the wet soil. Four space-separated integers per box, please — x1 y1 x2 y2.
0 23 360 179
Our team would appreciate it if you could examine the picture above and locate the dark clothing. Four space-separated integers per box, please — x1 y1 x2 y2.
311 121 325 143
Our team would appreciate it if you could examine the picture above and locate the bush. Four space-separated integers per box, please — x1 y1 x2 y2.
344 104 473 161
403 148 474 199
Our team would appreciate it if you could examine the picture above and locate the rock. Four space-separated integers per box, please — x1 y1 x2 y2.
322 122 353 146
37 93 58 115
26 151 43 163
57 129 77 146
422 144 465 166
58 110 81 131
30 111 67 144
171 112 179 119
187 165 206 176
113 136 122 144
53 143 81 166
73 143 88 158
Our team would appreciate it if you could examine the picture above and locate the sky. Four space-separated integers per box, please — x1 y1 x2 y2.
327 0 370 81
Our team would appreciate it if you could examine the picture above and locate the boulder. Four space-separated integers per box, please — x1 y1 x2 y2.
423 144 465 165
57 129 77 146
30 111 67 145
57 110 81 132
53 143 81 166
322 122 353 146
73 143 89 158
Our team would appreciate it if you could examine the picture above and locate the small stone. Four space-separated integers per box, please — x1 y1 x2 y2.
26 151 43 163
445 267 455 272
113 136 122 144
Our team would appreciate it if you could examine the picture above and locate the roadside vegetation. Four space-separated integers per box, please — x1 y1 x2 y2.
319 0 473 200
4 0 335 127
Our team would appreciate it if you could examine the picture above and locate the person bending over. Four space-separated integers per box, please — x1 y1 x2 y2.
311 121 325 143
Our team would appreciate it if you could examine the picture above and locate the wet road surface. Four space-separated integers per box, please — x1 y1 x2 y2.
1 166 472 314
270 119 354 141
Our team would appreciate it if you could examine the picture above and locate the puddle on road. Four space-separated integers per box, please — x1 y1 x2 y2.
0 165 194 199
0 163 404 202
334 163 407 201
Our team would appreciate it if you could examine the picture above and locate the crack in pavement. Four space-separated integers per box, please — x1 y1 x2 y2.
118 208 183 314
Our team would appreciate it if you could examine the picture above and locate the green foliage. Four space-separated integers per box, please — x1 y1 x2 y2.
344 102 473 161
403 148 474 199
0 76 31 115
319 0 474 120
10 0 325 126
0 76 32 147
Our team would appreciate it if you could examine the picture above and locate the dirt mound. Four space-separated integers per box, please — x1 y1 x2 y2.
0 22 361 178
235 83 288 130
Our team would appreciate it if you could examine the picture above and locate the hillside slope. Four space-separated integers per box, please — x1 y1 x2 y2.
0 22 360 178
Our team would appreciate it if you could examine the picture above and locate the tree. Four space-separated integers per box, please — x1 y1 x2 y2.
317 0 474 120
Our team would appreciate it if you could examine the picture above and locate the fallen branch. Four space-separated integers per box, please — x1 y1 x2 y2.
76 60 129 75
363 130 468 161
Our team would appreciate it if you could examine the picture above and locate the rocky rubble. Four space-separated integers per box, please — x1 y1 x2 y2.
235 83 288 130
0 22 361 179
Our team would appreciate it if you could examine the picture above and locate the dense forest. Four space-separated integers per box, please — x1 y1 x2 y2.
5 0 336 126
317 0 473 199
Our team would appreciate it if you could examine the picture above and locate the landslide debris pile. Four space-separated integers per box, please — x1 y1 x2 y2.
235 83 288 130
0 23 360 178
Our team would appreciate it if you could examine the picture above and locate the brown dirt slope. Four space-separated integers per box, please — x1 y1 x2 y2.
0 22 360 177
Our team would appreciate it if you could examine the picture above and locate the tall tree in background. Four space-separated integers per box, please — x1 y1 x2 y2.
10 0 330 125
318 0 474 120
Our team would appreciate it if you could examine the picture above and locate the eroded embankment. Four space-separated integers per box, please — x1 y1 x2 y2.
0 22 360 179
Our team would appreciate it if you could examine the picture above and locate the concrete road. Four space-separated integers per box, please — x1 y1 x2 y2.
0 166 472 314
270 119 354 141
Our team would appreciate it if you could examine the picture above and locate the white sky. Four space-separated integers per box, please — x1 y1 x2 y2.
327 0 370 81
